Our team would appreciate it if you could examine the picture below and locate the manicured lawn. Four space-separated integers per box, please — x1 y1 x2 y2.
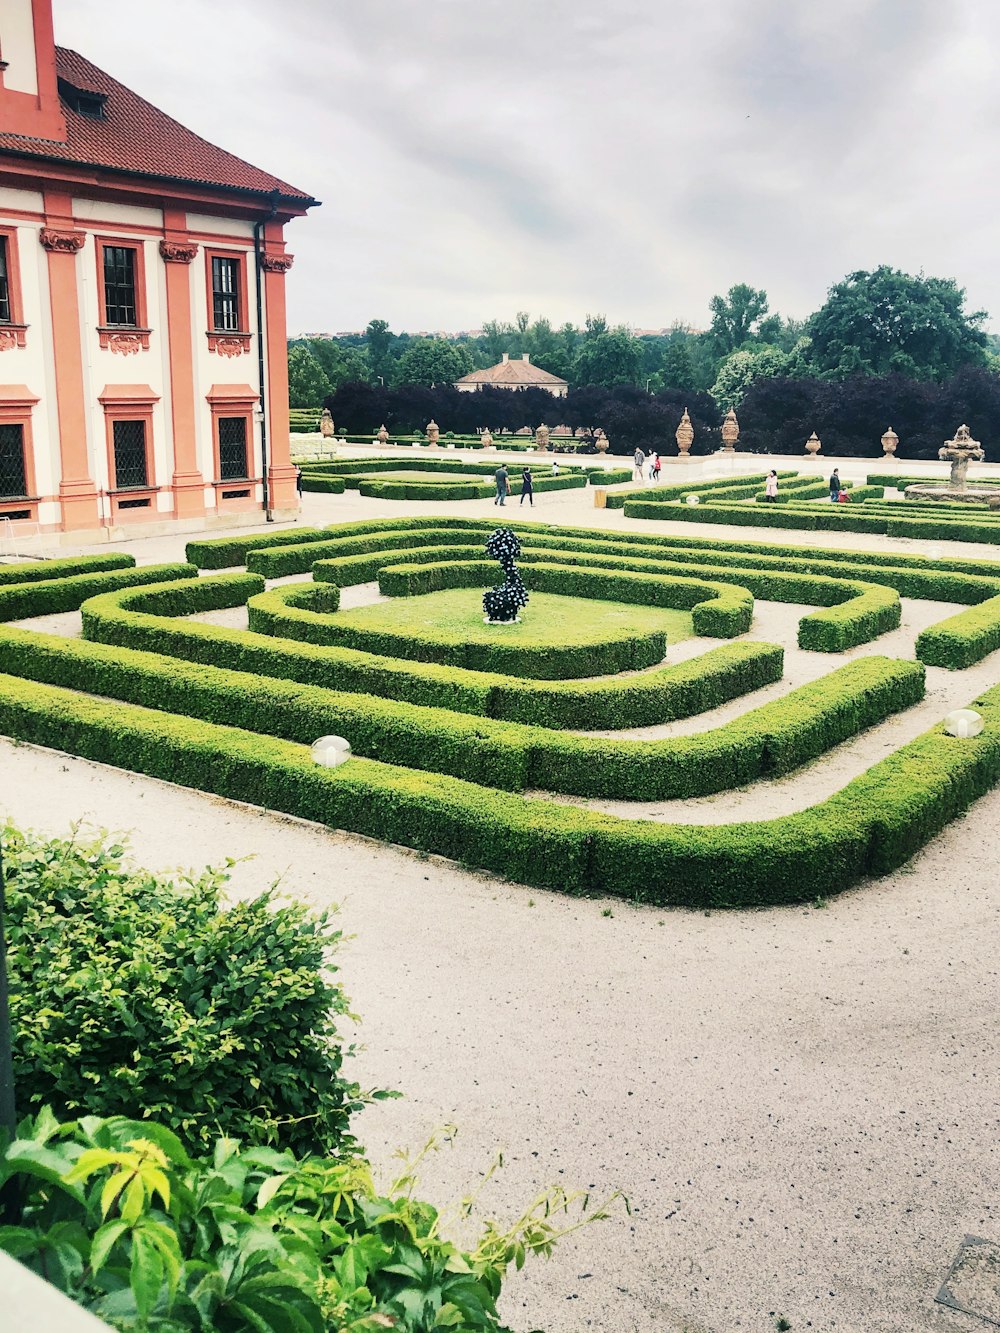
331 588 693 678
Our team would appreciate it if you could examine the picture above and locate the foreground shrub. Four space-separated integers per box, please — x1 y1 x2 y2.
0 825 363 1156
0 1110 610 1333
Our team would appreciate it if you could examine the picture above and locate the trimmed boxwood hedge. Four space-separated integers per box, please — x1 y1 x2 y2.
247 575 675 679
0 553 134 586
356 473 589 502
0 631 922 801
915 595 1000 669
298 474 347 494
186 527 327 569
0 667 994 908
80 576 783 729
0 562 198 622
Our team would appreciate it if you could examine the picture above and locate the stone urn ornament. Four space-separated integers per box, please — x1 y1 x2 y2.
535 423 550 451
426 419 440 445
805 431 822 456
320 408 335 439
880 426 899 458
720 407 740 453
595 429 610 453
675 408 695 457
376 423 389 444
480 428 494 449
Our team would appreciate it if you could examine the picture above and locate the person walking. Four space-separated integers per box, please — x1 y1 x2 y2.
764 470 779 502
495 463 509 506
520 466 534 506
552 458 560 475
651 453 661 483
633 447 646 482
829 468 840 502
295 465 303 497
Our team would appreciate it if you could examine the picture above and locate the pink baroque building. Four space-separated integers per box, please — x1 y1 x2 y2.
0 0 317 538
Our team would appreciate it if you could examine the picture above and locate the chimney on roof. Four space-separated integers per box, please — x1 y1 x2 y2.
501 352 509 363
522 353 531 363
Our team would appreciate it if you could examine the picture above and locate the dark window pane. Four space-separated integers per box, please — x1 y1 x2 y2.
112 419 148 489
0 424 27 498
211 256 240 331
218 415 248 479
103 245 137 326
0 238 10 324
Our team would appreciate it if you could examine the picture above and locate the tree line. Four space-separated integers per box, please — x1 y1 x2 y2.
294 266 1000 458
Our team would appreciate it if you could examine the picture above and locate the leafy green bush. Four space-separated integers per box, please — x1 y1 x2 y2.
0 668 995 907
0 553 134 587
81 575 782 729
0 1110 604 1333
1 824 362 1155
0 563 197 623
299 473 347 494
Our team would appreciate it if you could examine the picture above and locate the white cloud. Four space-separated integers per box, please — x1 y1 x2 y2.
54 0 1000 332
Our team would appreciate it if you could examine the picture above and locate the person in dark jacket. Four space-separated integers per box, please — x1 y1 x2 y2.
520 467 534 506
829 468 840 501
494 464 509 505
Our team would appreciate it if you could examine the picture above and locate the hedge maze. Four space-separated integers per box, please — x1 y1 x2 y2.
3 516 1000 908
297 456 630 501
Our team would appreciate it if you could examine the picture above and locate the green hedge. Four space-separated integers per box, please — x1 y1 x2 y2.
298 474 347 494
374 558 754 638
0 631 921 801
866 473 1000 489
186 527 327 569
80 576 782 729
0 668 994 907
248 566 699 678
0 553 134 586
0 562 197 622
915 595 1000 669
355 474 589 502
604 471 796 511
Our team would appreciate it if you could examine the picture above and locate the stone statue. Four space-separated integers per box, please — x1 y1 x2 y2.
675 409 694 456
535 423 551 450
483 527 529 624
426 419 440 445
480 429 494 448
721 408 740 452
880 426 899 457
320 409 335 438
805 432 822 456
376 423 389 444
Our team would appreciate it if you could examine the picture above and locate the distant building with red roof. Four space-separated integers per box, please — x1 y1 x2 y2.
0 0 317 535
455 353 568 398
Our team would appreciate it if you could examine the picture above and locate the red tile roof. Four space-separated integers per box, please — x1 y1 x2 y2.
456 355 568 388
0 48 316 206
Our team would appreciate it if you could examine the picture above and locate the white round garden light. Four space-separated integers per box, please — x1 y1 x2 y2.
311 735 353 767
686 494 701 505
943 709 984 739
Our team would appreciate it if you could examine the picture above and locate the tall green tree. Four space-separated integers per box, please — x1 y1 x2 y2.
573 326 643 387
365 318 394 383
287 345 332 407
708 284 779 355
481 318 515 363
307 337 369 390
660 337 698 394
807 266 989 380
709 345 790 412
396 336 473 386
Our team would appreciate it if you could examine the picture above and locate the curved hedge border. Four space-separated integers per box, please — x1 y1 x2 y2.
80 576 783 730
248 573 680 679
0 552 134 586
356 473 588 502
0 562 198 622
0 669 994 908
186 527 327 570
0 630 922 801
915 596 1000 669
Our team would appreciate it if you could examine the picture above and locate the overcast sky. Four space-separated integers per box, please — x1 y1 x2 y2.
56 0 1000 334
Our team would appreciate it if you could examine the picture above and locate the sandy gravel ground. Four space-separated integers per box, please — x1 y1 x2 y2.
3 486 1000 1332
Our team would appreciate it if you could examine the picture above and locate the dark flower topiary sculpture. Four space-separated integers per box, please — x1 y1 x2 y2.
483 527 529 624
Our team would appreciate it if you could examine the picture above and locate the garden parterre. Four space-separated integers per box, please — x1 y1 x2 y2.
2 515 1000 907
